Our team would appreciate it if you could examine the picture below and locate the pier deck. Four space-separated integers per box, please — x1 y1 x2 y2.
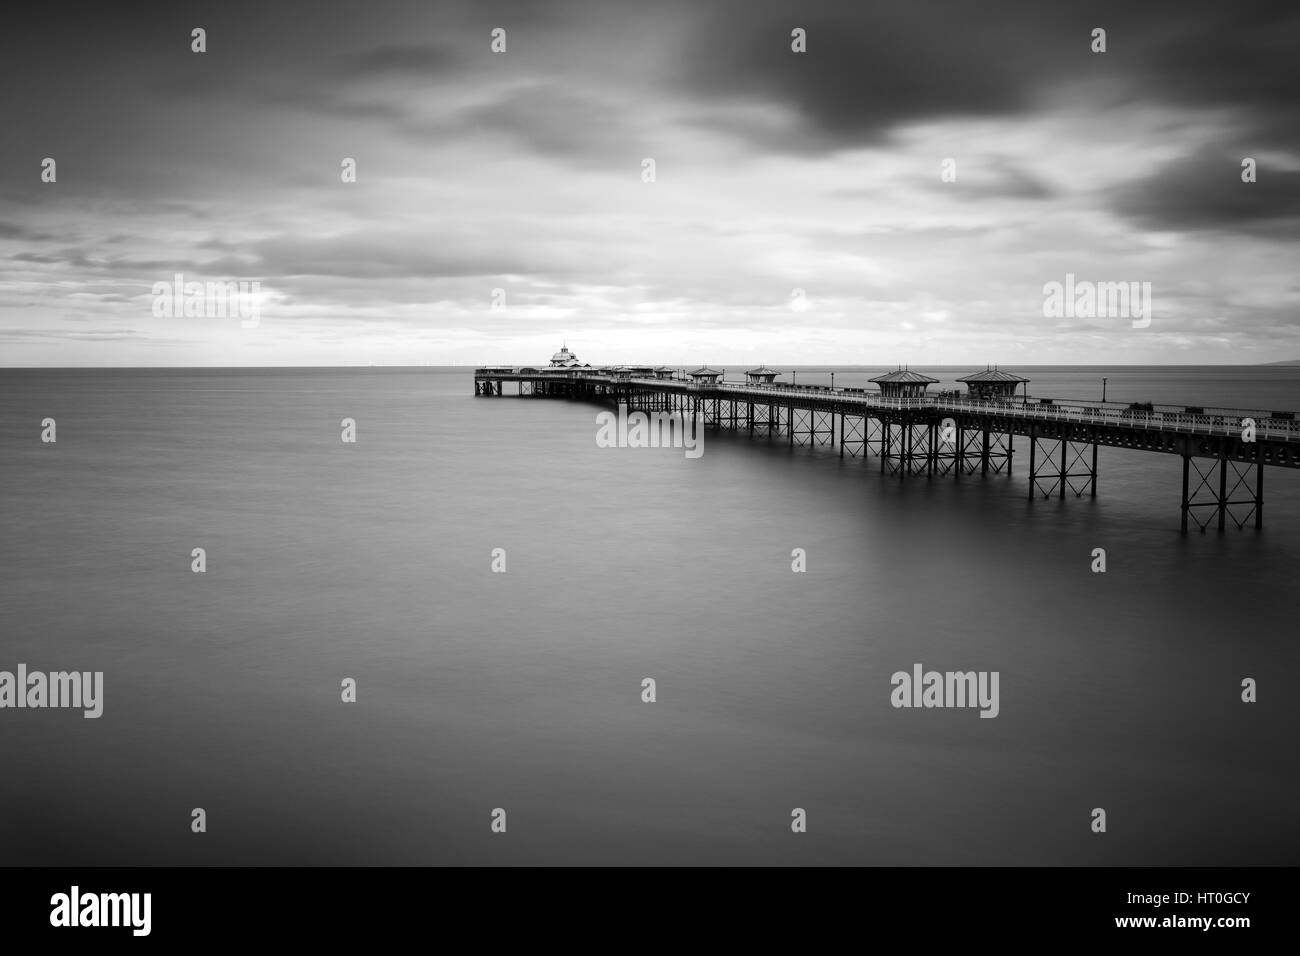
474 367 1300 532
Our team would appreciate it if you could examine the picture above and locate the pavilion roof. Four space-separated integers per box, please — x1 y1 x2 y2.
869 368 939 385
956 367 1029 384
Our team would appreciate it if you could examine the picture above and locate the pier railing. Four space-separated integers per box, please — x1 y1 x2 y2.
474 369 1300 441
666 379 1295 439
582 374 1300 440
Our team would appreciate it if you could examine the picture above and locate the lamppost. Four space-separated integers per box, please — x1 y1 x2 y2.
792 370 797 386
1102 377 1108 402
831 371 835 389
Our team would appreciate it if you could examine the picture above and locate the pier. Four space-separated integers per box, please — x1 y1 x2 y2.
474 360 1300 533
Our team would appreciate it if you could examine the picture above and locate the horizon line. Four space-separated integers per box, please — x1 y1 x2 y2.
3 361 1297 371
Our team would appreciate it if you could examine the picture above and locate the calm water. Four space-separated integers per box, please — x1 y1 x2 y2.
2 366 1298 865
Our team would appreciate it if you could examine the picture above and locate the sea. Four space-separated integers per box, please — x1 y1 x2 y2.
1 365 1298 865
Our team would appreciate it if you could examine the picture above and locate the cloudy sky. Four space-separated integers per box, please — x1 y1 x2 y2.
1 0 1297 366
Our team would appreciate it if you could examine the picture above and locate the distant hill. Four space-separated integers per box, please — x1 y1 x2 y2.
1262 360 1300 366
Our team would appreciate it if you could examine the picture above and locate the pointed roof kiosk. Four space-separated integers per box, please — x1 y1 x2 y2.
869 367 939 398
956 366 1029 402
688 366 723 384
745 365 782 385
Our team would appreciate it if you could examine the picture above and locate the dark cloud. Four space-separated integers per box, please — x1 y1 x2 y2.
0 329 157 342
0 221 56 242
963 162 1056 201
450 83 641 160
8 236 586 285
1127 5 1300 116
833 162 1056 204
221 231 606 281
676 4 1075 150
9 250 188 272
676 1 1299 152
340 42 471 79
1109 153 1300 234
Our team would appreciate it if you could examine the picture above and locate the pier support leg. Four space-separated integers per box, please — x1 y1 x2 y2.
1181 454 1190 534
1256 459 1264 529
1059 434 1068 500
1091 440 1098 499
1027 428 1036 500
1218 450 1228 532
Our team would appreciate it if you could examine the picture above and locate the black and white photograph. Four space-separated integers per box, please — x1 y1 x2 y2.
1 0 1296 940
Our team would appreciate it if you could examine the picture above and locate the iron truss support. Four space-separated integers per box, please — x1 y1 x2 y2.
838 413 870 458
717 398 743 431
930 416 960 477
1181 452 1263 533
1027 429 1098 500
749 401 779 439
881 418 933 478
790 408 835 447
958 425 1014 475
702 395 722 429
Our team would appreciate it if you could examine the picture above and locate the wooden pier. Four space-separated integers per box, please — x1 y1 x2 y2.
474 365 1300 533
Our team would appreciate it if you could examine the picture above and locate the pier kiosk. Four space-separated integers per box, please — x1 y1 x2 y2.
869 369 940 476
956 367 1029 403
687 367 723 384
